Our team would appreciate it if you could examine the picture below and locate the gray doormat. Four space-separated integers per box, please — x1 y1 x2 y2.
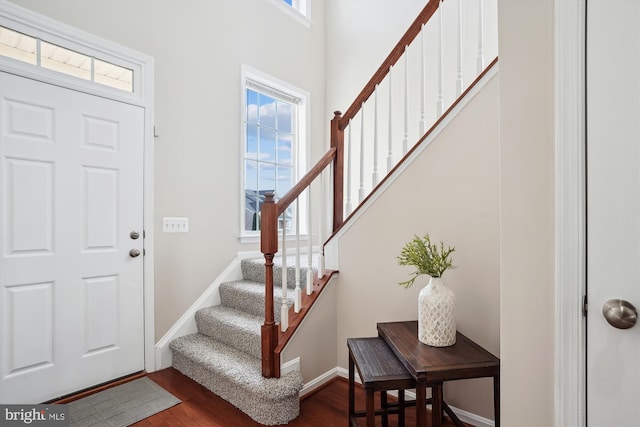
67 377 181 426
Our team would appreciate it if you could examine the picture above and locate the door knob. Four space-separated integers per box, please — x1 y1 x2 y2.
602 299 637 329
129 249 141 258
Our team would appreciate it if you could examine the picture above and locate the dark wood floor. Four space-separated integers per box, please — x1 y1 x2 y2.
134 367 470 427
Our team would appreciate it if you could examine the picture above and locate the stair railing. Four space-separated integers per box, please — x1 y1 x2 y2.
260 149 336 378
260 0 496 378
338 0 495 220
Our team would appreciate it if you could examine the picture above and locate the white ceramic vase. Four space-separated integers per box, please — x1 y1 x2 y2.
418 276 456 346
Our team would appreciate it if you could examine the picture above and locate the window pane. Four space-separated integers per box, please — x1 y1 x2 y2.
245 159 258 191
277 165 293 197
277 133 292 165
245 189 260 231
247 89 258 124
284 0 293 5
246 124 258 157
41 41 91 80
260 128 276 163
94 59 133 92
0 26 37 64
258 93 276 129
277 101 292 133
258 162 277 196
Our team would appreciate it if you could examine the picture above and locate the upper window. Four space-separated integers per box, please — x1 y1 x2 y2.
270 0 310 26
241 67 308 239
0 25 133 92
282 0 307 16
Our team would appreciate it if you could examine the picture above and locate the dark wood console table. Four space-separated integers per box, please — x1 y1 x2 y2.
377 321 500 427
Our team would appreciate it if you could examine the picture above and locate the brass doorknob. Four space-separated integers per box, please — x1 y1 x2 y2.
129 249 141 258
602 299 637 330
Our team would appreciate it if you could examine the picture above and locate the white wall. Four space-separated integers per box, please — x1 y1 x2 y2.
498 0 555 425
325 0 426 114
10 0 328 340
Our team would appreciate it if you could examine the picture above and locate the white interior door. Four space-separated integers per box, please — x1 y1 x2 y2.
0 72 145 403
587 1 640 425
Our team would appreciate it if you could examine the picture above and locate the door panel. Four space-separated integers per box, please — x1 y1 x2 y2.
0 72 144 403
587 1 640 425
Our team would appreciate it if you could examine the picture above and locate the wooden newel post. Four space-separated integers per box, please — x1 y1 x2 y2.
331 111 344 231
260 193 279 378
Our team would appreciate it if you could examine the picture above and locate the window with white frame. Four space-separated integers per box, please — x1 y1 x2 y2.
270 0 310 24
287 0 309 17
241 68 307 238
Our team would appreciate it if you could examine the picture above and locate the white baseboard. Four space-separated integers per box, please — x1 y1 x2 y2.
300 367 341 397
281 357 300 377
328 367 494 427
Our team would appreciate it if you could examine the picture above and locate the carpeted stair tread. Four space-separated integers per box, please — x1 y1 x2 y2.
219 279 295 322
195 306 262 358
170 333 302 425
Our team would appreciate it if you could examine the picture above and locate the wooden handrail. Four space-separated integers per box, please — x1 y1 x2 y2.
339 0 441 129
276 147 337 215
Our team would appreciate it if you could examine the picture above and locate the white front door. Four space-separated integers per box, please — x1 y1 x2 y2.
0 72 145 403
587 1 640 425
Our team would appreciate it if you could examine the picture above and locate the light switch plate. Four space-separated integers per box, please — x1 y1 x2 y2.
163 217 189 233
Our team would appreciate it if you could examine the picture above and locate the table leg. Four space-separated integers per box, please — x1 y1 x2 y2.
381 391 389 427
494 374 500 427
432 383 443 427
348 354 355 424
366 389 375 427
416 379 427 426
398 389 405 427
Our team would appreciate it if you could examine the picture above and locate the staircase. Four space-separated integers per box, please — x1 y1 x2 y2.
169 0 497 424
169 256 313 425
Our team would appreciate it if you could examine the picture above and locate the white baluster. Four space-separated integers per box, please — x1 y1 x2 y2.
477 0 485 74
359 104 366 203
403 47 409 155
294 198 301 313
456 0 464 97
318 171 325 279
280 215 288 332
419 23 426 135
373 84 379 187
306 186 313 296
387 65 394 173
437 0 445 117
346 121 353 216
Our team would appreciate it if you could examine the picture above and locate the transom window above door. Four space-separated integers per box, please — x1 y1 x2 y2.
0 25 133 92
